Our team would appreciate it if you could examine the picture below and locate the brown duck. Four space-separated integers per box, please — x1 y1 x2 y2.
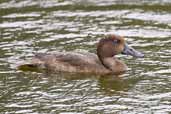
18 34 144 74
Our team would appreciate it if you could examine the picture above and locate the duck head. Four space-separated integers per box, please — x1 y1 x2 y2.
97 34 144 70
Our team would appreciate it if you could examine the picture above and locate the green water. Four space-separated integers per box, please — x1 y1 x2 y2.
0 0 171 113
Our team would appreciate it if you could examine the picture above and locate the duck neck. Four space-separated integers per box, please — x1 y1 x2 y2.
97 42 116 70
98 55 116 71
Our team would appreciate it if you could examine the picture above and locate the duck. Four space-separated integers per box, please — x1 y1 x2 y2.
18 34 144 75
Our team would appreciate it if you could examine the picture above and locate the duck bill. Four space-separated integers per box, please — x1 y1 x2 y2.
122 43 144 58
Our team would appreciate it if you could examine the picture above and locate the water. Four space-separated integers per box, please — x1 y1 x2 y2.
0 0 171 113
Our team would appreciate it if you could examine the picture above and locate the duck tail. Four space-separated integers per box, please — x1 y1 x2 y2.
18 64 41 72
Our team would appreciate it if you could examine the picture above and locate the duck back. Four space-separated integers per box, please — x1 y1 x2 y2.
19 52 110 74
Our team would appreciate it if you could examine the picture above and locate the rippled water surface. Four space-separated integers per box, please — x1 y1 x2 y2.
0 0 171 113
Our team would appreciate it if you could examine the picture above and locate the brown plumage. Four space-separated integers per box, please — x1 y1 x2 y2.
18 34 144 75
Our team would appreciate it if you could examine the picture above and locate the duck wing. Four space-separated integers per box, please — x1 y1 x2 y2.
34 52 101 66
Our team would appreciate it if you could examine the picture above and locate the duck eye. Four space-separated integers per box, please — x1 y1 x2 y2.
113 39 118 45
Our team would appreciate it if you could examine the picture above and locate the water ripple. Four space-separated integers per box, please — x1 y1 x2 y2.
0 0 171 114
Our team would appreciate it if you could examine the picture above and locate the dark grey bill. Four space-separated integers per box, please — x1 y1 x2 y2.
121 43 144 58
